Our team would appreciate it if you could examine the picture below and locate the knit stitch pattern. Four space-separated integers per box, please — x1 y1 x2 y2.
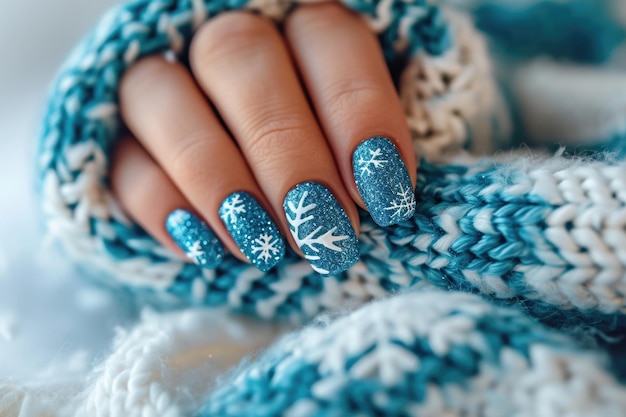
38 0 513 321
37 0 626 324
201 290 626 417
22 1 626 415
5 290 626 416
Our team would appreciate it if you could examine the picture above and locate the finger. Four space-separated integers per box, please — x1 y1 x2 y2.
190 13 360 275
110 135 224 268
118 57 285 272
285 3 417 227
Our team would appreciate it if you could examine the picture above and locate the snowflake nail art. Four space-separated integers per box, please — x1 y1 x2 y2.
353 137 416 226
284 182 359 275
384 183 416 220
166 209 223 269
220 193 247 223
219 192 285 272
357 148 388 176
251 234 282 263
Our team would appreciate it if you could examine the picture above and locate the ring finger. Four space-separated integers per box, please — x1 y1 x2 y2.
119 56 286 272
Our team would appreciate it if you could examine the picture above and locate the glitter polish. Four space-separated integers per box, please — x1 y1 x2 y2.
165 209 224 269
352 136 416 226
219 192 285 272
283 182 360 275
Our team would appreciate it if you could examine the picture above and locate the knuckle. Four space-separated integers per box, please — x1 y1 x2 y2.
113 159 167 212
131 165 166 206
110 136 134 170
169 132 212 185
244 116 311 164
324 77 384 117
288 3 352 32
191 12 275 64
120 56 179 97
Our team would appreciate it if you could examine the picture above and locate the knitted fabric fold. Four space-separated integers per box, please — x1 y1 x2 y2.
22 1 626 415
38 0 511 318
4 290 626 416
37 0 626 331
201 290 626 417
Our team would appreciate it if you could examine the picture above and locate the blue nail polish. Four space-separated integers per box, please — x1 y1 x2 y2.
283 182 359 275
219 192 285 272
353 136 416 226
165 209 223 269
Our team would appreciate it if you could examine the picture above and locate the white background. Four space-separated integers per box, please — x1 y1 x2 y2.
0 0 135 379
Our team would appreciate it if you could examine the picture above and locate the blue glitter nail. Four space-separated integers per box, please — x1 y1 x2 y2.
165 209 223 269
283 182 359 275
219 192 285 272
353 136 416 226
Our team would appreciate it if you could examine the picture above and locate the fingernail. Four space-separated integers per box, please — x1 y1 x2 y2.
165 209 223 269
353 136 416 226
283 182 359 275
219 192 285 272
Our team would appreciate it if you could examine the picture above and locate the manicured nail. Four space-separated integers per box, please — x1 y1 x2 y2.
283 182 359 275
165 209 223 269
219 192 285 272
353 136 416 226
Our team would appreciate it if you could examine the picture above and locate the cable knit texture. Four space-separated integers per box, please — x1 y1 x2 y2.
12 0 626 415
38 0 513 320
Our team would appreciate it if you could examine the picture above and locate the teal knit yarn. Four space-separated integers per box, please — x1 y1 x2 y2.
37 0 626 337
38 0 455 310
31 1 626 416
200 289 626 416
473 0 626 64
157 156 626 334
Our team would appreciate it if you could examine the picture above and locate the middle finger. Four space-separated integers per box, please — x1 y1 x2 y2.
190 12 360 275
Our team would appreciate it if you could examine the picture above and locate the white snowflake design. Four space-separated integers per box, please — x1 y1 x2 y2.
357 148 388 176
221 193 247 223
187 240 205 265
305 292 486 391
286 191 349 274
384 184 416 219
251 233 281 263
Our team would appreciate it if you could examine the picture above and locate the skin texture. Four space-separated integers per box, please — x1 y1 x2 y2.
111 3 416 271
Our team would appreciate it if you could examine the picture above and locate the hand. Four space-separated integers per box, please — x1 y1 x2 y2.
110 3 416 275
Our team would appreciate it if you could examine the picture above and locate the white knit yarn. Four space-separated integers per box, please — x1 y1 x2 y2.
2 287 625 416
210 290 626 417
415 153 626 314
408 345 626 417
23 2 626 416
0 309 291 417
400 9 510 161
41 5 503 303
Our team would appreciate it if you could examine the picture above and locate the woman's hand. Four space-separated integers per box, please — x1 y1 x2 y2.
110 3 416 275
